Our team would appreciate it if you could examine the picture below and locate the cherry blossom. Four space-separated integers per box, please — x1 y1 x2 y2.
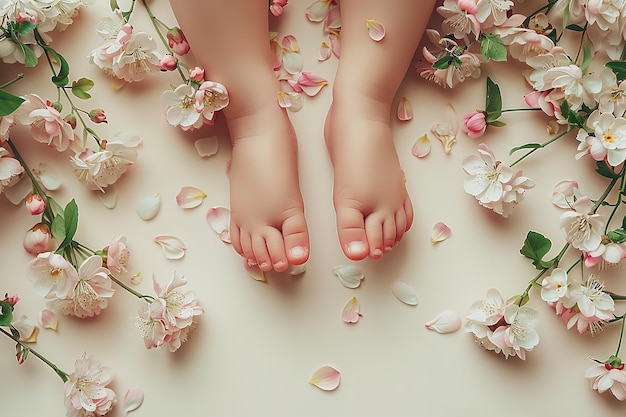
0 146 24 193
64 353 117 416
585 358 626 400
17 94 77 152
28 252 79 300
559 196 604 252
23 223 54 255
437 0 481 40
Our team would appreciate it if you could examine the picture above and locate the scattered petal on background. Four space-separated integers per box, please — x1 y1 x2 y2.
38 309 58 331
397 96 413 121
411 133 431 158
431 221 452 243
392 281 418 306
98 187 117 209
365 19 385 41
285 92 304 112
194 137 219 157
13 314 39 342
319 41 331 61
136 193 161 221
278 91 292 108
245 261 266 282
130 272 142 285
176 186 207 209
424 310 462 334
123 387 144 414
309 366 341 391
206 206 231 244
4 176 31 204
547 120 559 135
153 235 186 260
289 263 307 276
36 163 62 190
332 265 365 289
342 296 362 324
431 103 459 154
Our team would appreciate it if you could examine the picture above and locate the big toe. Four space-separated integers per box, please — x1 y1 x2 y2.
282 210 310 265
336 206 369 261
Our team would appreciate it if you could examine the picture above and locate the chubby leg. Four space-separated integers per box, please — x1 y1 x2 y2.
169 0 309 272
325 0 436 260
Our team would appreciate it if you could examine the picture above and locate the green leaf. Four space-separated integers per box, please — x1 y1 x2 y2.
432 54 460 70
0 89 25 117
580 39 592 73
14 21 37 35
622 215 626 230
480 34 507 62
71 78 94 99
110 0 119 11
51 214 66 242
488 120 507 127
606 61 626 81
509 143 542 155
520 231 553 270
565 24 585 32
62 199 79 243
20 43 38 67
485 77 502 122
47 47 70 87
0 301 13 327
595 160 620 179
607 228 626 244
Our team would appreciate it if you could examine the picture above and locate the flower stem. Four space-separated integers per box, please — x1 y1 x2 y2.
0 326 68 382
509 129 570 167
108 274 154 302
0 73 24 89
500 108 541 113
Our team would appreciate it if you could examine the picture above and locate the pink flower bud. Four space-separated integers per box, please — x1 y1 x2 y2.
25 193 46 215
88 108 107 124
2 293 20 307
157 55 178 71
16 11 37 23
270 0 288 17
46 100 62 112
64 114 77 129
189 67 205 83
167 27 190 56
462 110 487 138
23 223 53 255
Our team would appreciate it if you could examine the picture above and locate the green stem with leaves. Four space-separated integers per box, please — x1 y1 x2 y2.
509 129 571 167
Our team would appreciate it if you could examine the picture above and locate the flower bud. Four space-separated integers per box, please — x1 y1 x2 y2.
2 293 20 308
88 108 107 124
46 100 62 112
157 55 178 71
23 223 53 255
25 193 46 215
189 66 205 83
462 110 487 138
16 11 37 23
64 113 77 129
167 27 190 56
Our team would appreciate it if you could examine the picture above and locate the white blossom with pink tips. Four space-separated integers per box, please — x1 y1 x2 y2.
559 196 604 252
28 252 79 300
585 359 626 401
0 146 24 194
16 94 77 152
64 353 117 417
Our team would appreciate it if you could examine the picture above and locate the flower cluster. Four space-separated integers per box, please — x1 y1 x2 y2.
424 0 626 401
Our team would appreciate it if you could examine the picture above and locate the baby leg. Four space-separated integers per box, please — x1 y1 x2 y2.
325 0 436 260
169 0 309 272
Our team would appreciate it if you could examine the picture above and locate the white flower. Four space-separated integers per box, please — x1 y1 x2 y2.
17 94 77 152
462 143 512 204
465 288 506 353
111 31 162 82
0 146 24 194
476 0 514 26
585 111 626 166
28 252 79 299
194 81 229 123
540 267 570 303
559 196 604 252
64 353 116 416
161 84 201 129
564 275 615 321
497 304 540 360
585 359 626 401
437 0 481 40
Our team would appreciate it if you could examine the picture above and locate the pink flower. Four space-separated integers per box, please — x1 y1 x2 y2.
105 235 130 275
288 71 328 96
188 66 205 82
23 223 53 255
17 94 77 152
167 27 190 56
462 110 487 138
88 108 107 124
2 293 20 308
270 0 288 17
25 193 46 215
194 81 229 122
64 353 117 416
157 55 177 71
585 359 626 400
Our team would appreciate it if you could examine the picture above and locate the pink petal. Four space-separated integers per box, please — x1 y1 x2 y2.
318 41 331 61
123 387 144 414
176 186 207 209
431 221 452 243
397 96 413 121
309 366 341 391
365 19 385 41
153 235 186 260
277 91 292 108
38 308 58 331
411 133 431 158
206 206 231 244
281 34 300 52
342 296 362 324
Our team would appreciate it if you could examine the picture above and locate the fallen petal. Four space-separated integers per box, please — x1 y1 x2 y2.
98 187 118 209
123 387 144 414
431 221 452 243
130 272 142 285
278 91 292 108
3 176 31 204
318 41 331 61
397 96 413 121
153 235 186 260
13 314 38 342
38 309 58 331
37 163 62 190
392 281 418 306
309 366 341 391
136 193 161 221
194 137 219 157
424 310 462 334
285 92 304 112
245 261 266 282
332 265 365 289
206 206 231 244
176 186 207 209
365 19 385 41
289 263 307 276
342 296 362 324
411 133 431 158
431 103 459 154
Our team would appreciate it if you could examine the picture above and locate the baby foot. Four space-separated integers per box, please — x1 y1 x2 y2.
325 98 414 261
227 108 309 272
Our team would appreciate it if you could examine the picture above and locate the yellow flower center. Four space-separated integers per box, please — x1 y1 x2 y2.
604 132 615 143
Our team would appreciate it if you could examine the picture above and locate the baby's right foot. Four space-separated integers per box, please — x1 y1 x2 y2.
227 108 309 273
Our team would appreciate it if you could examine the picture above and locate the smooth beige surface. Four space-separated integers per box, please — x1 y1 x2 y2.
2 1 626 415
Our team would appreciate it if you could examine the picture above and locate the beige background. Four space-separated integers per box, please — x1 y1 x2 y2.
1 1 625 415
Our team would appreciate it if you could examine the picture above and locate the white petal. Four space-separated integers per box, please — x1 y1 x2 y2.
37 163 62 190
424 310 462 333
206 206 231 243
38 309 58 331
4 176 32 204
245 261 266 282
285 92 304 112
136 193 161 220
176 186 206 209
411 133 431 158
397 96 413 121
342 296 362 323
13 314 38 342
153 235 186 260
289 263 307 276
392 281 418 306
332 265 365 288
123 387 144 414
98 187 118 209
431 221 452 243
194 137 219 157
309 366 341 391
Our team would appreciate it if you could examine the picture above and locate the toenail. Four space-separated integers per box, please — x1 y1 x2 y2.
247 259 257 266
274 260 286 269
384 246 393 252
289 246 306 258
259 262 270 269
347 241 366 255
373 248 383 256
